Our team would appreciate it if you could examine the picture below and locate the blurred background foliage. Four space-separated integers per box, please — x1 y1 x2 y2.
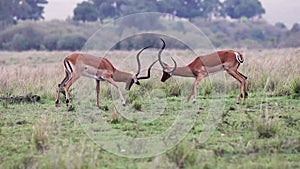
0 0 299 51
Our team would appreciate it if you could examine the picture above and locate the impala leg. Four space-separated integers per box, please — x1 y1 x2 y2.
55 86 63 107
187 74 205 103
55 71 70 107
63 74 80 107
105 77 126 106
64 80 73 107
95 80 100 108
55 87 63 107
227 70 245 104
238 71 248 101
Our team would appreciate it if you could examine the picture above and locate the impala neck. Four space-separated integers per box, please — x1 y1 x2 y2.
170 66 195 77
113 69 133 82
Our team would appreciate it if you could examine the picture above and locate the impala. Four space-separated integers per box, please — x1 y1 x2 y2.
158 39 248 104
55 46 157 108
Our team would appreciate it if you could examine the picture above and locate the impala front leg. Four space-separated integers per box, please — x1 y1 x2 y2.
105 77 126 106
95 80 100 107
187 74 205 103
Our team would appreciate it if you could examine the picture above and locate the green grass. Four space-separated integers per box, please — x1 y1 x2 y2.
0 93 299 168
0 49 300 168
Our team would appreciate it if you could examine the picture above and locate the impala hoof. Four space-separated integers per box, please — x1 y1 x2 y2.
99 105 109 111
55 100 60 107
192 99 196 104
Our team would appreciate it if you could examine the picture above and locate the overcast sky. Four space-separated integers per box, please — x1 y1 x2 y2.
44 0 300 28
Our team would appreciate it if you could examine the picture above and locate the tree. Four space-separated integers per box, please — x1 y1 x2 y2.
0 0 15 29
92 0 127 23
121 0 158 14
200 0 225 20
157 0 224 21
0 0 48 29
224 0 265 19
15 0 48 20
291 23 300 33
168 0 203 21
73 1 98 22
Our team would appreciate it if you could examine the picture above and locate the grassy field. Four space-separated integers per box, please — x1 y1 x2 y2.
0 48 299 168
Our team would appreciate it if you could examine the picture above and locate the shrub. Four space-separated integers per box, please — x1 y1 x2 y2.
43 34 60 51
32 119 51 151
0 22 45 50
10 34 29 51
166 141 198 168
254 110 281 138
132 100 142 111
57 34 87 51
291 77 300 94
163 79 181 97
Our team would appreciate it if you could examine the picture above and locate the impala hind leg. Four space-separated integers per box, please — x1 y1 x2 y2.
238 71 248 101
62 74 80 107
56 71 70 107
227 70 246 104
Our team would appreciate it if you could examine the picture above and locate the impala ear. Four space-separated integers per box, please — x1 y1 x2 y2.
162 62 169 67
133 76 140 85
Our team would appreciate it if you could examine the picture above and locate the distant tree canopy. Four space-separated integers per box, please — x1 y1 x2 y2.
223 0 265 19
0 0 48 29
72 0 264 23
157 0 224 21
3 0 300 51
73 1 98 22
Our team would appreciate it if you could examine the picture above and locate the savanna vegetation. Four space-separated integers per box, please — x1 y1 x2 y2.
1 0 300 51
0 48 299 168
1 0 299 168
1 18 300 51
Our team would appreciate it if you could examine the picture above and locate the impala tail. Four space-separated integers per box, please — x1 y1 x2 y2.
234 51 244 64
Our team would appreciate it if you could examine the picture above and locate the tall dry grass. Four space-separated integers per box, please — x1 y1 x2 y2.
0 51 69 100
0 48 299 102
240 48 300 95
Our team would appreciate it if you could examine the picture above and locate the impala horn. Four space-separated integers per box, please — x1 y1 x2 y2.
135 46 158 80
158 38 177 74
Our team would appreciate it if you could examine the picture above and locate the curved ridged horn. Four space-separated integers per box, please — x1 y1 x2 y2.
158 38 176 74
137 59 158 80
135 46 152 77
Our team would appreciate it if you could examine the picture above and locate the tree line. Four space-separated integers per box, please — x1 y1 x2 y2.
73 0 265 23
0 0 265 29
1 0 300 51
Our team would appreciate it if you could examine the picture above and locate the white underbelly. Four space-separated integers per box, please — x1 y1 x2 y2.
205 65 224 74
82 65 104 80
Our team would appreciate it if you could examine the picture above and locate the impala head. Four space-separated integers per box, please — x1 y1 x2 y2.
125 46 158 90
157 38 177 82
